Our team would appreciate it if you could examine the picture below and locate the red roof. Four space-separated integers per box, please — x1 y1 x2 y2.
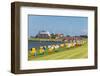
63 37 82 40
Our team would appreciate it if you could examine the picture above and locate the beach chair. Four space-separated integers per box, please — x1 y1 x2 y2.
39 47 45 55
60 44 64 47
48 46 54 53
31 48 37 56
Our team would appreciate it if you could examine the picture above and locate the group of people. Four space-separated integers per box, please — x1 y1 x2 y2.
30 40 86 57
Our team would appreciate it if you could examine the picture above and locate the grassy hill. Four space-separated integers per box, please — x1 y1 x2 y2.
28 43 88 60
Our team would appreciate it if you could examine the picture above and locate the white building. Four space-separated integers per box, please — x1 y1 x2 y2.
35 31 51 38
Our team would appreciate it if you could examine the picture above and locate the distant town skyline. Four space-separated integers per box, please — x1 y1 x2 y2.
28 15 88 37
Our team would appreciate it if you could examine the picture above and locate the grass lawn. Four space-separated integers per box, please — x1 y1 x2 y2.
28 43 88 60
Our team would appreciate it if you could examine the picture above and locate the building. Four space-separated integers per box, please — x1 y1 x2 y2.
55 33 64 39
63 36 82 42
35 31 51 38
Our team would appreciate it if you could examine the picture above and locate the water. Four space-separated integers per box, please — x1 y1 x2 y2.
28 40 64 49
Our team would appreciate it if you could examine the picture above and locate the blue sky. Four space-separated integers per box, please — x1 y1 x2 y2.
28 15 88 37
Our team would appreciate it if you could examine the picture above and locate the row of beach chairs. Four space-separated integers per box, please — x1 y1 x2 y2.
29 41 86 57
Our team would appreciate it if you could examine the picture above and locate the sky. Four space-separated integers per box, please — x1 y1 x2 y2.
28 15 88 37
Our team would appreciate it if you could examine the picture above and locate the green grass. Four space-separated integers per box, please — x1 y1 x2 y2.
28 43 88 60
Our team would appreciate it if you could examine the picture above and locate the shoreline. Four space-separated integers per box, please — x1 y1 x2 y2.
28 38 63 42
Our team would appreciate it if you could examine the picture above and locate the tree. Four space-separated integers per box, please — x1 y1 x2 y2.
66 35 70 37
80 35 88 38
51 33 56 39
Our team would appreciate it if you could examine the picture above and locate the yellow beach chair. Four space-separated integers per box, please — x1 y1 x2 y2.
31 48 37 56
48 47 54 52
39 47 45 54
60 44 64 47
